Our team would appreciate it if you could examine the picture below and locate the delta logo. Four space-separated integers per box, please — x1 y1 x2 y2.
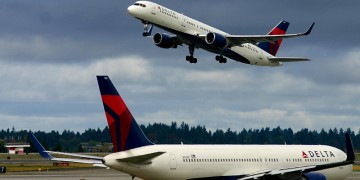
302 151 335 158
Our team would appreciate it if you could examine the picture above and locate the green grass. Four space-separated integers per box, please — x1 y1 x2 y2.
0 153 99 172
0 153 42 160
0 153 106 160
1 163 93 172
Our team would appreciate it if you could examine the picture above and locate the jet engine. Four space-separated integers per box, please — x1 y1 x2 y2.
205 32 228 48
153 33 177 49
303 172 327 180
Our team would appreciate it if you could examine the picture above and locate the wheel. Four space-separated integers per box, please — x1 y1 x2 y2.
186 56 191 61
193 58 197 63
219 57 227 63
215 55 220 61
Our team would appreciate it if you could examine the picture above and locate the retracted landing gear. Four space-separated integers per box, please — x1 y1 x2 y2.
216 55 227 63
142 23 153 37
186 44 197 63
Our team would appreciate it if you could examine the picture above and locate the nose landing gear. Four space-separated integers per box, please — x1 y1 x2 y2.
142 23 153 37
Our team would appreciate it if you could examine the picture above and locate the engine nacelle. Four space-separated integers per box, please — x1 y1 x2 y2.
205 32 228 48
303 172 327 180
153 33 177 49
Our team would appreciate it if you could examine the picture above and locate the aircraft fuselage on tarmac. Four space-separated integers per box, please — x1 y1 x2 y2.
30 76 355 180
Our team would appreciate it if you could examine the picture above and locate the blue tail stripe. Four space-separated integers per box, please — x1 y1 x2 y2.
258 21 290 56
125 118 153 150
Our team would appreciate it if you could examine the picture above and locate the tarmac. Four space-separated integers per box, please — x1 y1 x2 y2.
0 168 359 180
0 168 142 180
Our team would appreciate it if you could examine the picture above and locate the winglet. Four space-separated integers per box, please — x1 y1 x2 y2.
303 22 315 36
345 133 355 162
29 133 53 160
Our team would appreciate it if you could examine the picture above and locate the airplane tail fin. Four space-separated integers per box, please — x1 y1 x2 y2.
258 20 289 56
345 133 355 162
97 76 153 152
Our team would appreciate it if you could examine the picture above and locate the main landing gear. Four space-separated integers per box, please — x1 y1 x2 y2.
216 55 227 63
185 45 227 64
186 44 197 63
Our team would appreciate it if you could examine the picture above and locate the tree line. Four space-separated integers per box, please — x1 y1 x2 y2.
0 122 359 153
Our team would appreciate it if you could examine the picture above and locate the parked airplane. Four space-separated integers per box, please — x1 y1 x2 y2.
30 75 354 180
128 1 314 66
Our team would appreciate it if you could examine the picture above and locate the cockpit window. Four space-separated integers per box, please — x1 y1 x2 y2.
134 3 146 7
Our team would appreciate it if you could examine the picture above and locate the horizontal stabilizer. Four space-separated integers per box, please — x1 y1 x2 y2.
226 22 315 45
29 133 105 167
50 157 105 167
45 151 103 160
268 57 310 62
117 151 165 164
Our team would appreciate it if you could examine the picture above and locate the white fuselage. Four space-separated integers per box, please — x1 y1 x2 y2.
104 144 352 180
128 1 282 66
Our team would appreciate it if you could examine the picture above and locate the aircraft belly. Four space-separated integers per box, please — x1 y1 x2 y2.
149 22 251 64
317 165 353 180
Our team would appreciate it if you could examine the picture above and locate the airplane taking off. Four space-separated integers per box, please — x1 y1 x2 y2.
30 75 355 180
128 1 314 66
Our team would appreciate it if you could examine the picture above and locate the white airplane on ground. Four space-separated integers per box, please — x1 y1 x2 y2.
127 1 314 66
30 75 355 180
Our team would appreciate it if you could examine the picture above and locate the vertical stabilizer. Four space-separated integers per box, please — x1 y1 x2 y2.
258 20 289 56
97 76 153 152
345 133 355 162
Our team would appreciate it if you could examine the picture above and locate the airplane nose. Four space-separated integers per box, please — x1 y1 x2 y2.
128 5 135 16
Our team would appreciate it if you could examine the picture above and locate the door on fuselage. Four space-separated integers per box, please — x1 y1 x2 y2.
181 17 187 28
151 4 157 15
169 154 177 170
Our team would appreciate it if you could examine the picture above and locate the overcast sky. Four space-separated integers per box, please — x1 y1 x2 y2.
0 0 359 133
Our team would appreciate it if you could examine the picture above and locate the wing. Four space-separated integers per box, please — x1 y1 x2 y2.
242 133 355 180
191 133 355 180
239 161 353 180
29 133 106 167
226 22 314 45
268 57 310 62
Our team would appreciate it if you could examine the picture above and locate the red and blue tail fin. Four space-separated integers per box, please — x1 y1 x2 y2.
97 76 153 152
258 20 289 56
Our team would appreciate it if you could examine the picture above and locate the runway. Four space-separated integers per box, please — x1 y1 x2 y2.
0 168 359 180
